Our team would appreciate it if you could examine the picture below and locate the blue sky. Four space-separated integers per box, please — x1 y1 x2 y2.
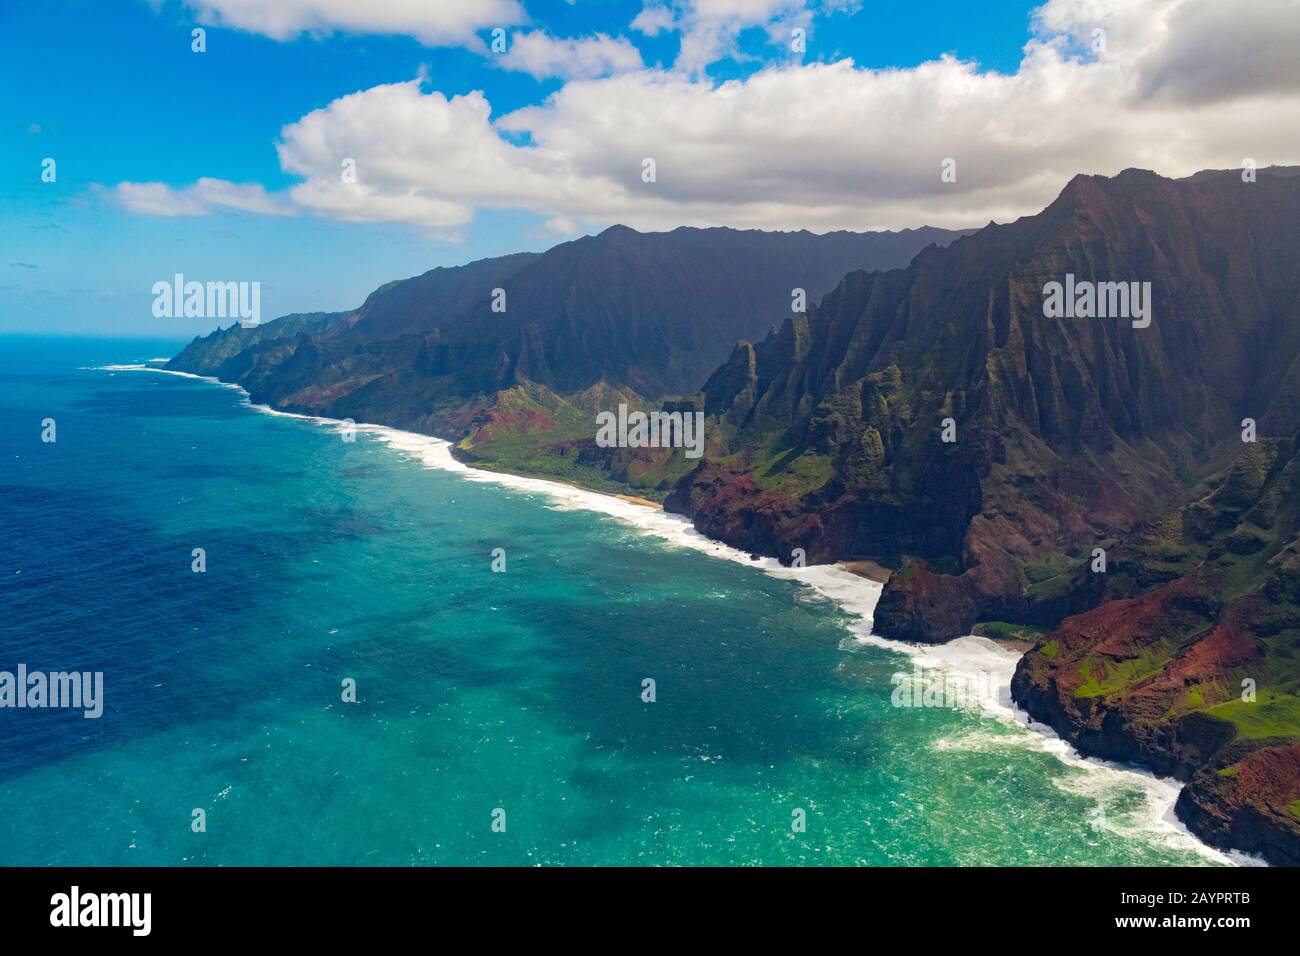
2 0 1294 337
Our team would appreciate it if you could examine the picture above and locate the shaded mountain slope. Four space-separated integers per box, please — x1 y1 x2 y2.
169 224 970 423
165 168 1300 862
659 166 1300 863
669 167 1300 636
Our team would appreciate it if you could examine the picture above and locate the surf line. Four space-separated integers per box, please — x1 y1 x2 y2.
99 363 1253 865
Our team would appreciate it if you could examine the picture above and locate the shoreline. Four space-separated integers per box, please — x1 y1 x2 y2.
454 458 666 511
97 361 1257 865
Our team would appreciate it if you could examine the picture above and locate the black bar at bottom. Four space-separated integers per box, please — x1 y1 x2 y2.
0 865 1281 941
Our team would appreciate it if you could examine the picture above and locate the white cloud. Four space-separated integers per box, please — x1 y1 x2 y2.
109 178 294 217
1128 0 1300 104
115 0 1300 236
630 3 677 36
635 0 843 74
111 183 206 216
275 81 572 231
182 0 524 47
499 31 644 80
543 216 581 236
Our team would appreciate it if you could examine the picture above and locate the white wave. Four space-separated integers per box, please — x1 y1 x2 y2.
88 364 246 391
349 420 1264 864
93 362 1262 866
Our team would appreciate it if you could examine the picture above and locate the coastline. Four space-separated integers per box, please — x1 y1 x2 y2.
96 361 1259 865
613 493 663 509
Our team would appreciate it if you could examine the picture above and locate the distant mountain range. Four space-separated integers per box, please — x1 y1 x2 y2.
169 169 1300 864
171 224 967 418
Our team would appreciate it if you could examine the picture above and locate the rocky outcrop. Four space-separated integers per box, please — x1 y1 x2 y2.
671 168 1300 638
1010 433 1300 864
662 167 1300 863
1175 745 1300 866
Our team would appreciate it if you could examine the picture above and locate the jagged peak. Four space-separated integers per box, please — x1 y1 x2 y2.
597 223 640 239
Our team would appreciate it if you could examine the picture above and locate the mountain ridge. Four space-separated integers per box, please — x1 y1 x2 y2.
167 168 1300 863
660 165 1300 863
170 222 972 406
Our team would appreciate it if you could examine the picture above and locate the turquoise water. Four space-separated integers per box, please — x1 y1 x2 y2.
0 338 1222 865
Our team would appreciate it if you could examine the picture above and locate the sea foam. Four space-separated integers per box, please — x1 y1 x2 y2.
96 363 1263 866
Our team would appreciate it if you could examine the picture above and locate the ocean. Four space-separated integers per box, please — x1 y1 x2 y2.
0 337 1243 865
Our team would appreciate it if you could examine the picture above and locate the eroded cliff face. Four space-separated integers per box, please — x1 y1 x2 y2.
1175 745 1300 866
169 224 970 417
167 169 1300 863
670 168 1300 638
1007 434 1300 864
168 225 970 501
663 167 1300 863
